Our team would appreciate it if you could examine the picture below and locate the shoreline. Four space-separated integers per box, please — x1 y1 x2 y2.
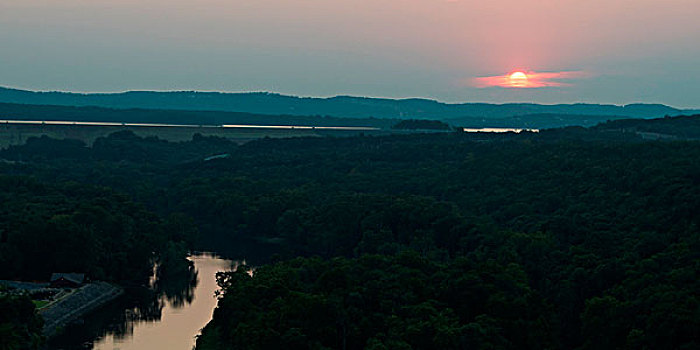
41 282 124 338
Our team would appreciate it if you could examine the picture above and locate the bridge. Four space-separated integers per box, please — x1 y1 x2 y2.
0 119 380 148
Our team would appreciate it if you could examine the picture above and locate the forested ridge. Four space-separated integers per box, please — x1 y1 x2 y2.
594 114 700 139
1 119 699 349
392 119 452 130
2 86 696 119
0 102 394 128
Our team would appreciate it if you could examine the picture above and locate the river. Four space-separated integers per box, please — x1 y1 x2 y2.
49 253 233 350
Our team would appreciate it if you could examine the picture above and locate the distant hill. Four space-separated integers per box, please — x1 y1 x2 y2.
449 113 639 129
593 114 700 139
1 86 697 120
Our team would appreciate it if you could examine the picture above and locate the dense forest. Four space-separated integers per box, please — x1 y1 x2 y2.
0 176 197 282
392 119 452 130
0 102 394 128
593 114 700 139
0 294 43 349
1 115 700 349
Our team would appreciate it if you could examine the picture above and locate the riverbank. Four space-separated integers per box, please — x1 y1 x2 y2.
48 254 233 350
41 282 124 338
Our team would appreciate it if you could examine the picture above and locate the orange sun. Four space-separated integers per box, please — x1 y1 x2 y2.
472 70 586 89
509 71 528 87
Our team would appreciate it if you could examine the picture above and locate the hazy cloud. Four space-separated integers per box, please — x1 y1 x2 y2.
471 71 590 89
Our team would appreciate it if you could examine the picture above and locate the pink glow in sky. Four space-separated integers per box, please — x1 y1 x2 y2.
472 71 589 89
0 0 699 106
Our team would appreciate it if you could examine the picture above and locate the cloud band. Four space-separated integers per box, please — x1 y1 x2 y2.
471 70 588 88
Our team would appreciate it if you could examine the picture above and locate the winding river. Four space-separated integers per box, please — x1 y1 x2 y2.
50 253 233 350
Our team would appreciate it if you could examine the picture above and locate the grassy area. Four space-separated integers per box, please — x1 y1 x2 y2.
0 123 328 149
32 300 50 309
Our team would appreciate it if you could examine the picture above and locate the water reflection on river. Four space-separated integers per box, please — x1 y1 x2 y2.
50 253 232 350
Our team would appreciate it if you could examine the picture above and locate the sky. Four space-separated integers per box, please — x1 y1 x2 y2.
1 0 699 107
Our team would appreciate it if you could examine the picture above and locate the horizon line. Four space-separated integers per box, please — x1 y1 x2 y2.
1 85 698 110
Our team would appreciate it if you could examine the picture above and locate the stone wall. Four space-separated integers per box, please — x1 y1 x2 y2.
41 282 124 338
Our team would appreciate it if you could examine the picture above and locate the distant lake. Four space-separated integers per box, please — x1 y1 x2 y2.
50 253 233 350
462 127 540 133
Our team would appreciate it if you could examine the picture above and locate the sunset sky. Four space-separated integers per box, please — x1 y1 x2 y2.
1 0 698 107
